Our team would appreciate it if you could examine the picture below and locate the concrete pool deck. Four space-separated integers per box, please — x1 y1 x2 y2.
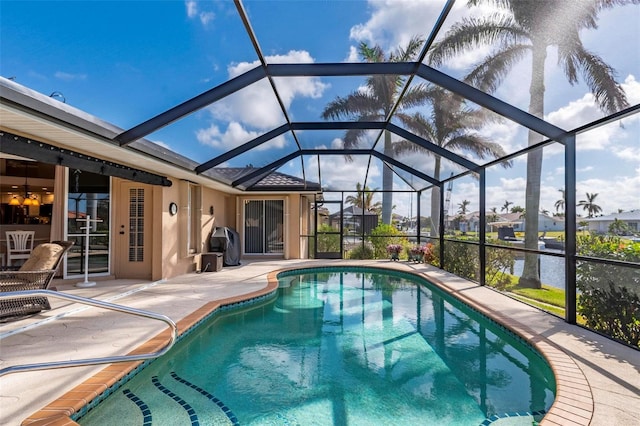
1 259 638 425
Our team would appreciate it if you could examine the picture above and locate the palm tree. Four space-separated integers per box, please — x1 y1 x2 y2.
322 36 431 224
393 85 510 236
554 189 566 215
430 0 631 288
578 192 603 218
458 199 471 215
501 200 513 213
345 182 382 214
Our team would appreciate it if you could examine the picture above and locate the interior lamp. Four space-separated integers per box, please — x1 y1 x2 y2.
9 196 20 206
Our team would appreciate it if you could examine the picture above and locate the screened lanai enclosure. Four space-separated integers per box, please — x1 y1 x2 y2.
1 0 638 348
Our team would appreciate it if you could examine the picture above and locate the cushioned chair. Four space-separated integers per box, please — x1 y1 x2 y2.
0 241 74 319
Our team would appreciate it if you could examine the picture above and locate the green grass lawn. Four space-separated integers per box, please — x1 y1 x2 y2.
511 285 565 307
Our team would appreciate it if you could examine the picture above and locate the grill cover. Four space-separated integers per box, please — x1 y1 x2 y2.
209 227 241 266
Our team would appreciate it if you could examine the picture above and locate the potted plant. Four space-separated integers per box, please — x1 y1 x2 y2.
386 244 403 261
409 246 425 263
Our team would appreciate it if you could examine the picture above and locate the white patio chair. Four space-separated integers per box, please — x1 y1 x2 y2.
6 231 35 267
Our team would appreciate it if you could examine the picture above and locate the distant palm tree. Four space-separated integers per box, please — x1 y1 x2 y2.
430 0 631 288
346 182 382 214
393 85 510 236
554 189 566 214
323 36 430 225
501 200 513 213
458 199 471 215
578 192 603 218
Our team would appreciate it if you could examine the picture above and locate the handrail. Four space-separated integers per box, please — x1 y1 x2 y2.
0 290 178 376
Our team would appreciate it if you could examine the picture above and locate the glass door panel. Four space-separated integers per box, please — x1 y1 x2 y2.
66 170 110 276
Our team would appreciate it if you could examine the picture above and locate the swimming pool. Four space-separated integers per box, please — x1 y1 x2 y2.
76 267 555 425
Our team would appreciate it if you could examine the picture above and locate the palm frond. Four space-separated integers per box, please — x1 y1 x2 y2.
464 44 530 93
573 46 629 113
321 92 381 120
391 35 425 62
445 135 511 165
428 14 527 66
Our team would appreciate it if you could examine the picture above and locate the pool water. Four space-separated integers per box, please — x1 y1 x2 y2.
77 267 555 425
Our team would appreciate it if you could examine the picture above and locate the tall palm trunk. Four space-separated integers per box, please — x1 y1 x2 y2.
381 130 394 224
519 37 546 289
430 156 442 237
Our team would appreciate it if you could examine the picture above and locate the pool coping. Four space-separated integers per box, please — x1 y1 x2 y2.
20 265 592 426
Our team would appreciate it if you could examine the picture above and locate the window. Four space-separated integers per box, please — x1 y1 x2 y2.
179 180 202 256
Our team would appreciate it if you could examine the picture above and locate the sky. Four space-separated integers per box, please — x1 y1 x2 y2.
1 0 638 219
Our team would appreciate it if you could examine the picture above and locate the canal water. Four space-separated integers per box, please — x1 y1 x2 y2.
513 251 565 290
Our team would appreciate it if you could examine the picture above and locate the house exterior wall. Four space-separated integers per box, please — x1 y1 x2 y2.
158 180 239 280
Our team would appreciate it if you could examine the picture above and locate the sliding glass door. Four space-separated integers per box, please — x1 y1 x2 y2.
244 200 284 255
66 169 110 276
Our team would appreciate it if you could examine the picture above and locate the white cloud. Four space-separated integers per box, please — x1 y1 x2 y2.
576 170 640 214
185 1 215 26
345 46 359 62
196 121 286 151
331 138 343 149
204 50 328 130
312 153 380 190
199 12 215 25
185 1 197 18
207 79 285 129
613 146 640 162
348 0 501 70
54 71 86 81
546 75 640 151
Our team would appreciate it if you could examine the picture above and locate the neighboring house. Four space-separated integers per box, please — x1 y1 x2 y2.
584 210 640 234
329 206 378 235
448 211 565 233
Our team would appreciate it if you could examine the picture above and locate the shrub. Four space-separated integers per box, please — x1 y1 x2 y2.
578 281 639 347
369 224 406 259
348 244 374 259
443 240 479 281
576 235 640 348
316 224 341 253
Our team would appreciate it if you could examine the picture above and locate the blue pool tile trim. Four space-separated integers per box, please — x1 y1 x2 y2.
171 371 240 426
72 290 276 422
480 409 547 425
122 389 152 426
152 376 199 425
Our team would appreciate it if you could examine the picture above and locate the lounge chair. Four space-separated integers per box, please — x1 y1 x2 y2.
0 241 74 319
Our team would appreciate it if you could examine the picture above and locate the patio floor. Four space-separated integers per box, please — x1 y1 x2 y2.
1 259 638 425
